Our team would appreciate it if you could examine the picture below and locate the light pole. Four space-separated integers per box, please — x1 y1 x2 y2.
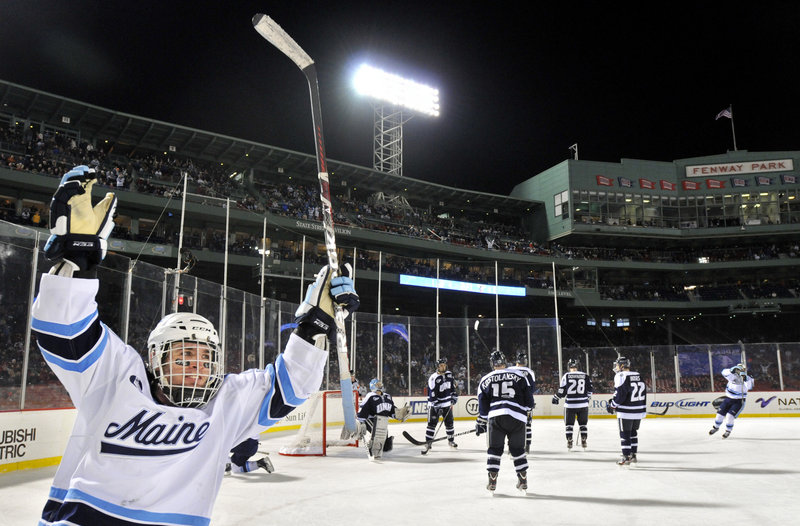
353 64 440 177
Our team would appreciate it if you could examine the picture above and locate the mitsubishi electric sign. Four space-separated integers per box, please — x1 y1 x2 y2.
685 159 794 178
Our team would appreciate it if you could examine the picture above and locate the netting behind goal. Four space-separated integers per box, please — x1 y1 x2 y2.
279 390 360 456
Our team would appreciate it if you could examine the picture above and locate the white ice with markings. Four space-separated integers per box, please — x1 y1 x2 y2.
1 418 798 525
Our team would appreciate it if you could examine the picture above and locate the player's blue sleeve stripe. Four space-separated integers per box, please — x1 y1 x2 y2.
257 355 306 426
31 310 97 337
274 354 303 406
38 326 108 372
63 488 210 526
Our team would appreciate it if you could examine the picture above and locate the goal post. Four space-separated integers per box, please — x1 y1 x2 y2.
279 390 360 456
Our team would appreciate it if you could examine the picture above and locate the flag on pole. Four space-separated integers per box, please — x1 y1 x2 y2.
716 106 732 120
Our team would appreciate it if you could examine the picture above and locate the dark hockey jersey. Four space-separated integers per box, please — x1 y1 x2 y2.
611 370 647 420
357 392 397 420
555 371 593 409
477 368 533 424
427 371 458 409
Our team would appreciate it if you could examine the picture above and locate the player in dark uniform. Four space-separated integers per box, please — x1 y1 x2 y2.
476 351 534 493
423 358 458 453
606 356 647 465
552 357 593 450
356 378 410 459
508 352 536 454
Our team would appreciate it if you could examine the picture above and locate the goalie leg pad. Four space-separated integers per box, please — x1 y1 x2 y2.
371 415 389 458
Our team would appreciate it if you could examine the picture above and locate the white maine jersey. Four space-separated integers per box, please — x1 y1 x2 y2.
722 368 755 399
31 274 327 526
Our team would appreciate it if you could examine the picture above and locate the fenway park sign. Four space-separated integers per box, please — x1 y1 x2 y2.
685 159 794 178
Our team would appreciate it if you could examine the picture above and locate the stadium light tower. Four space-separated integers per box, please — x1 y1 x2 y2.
353 64 439 177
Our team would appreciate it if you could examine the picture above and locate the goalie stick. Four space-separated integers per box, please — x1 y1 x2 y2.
252 13 357 434
402 428 476 446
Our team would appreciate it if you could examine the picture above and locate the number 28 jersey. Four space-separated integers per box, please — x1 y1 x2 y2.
613 370 647 420
556 371 593 409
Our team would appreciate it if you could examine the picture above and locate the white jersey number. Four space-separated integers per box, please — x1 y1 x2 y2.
630 381 646 402
491 381 516 399
567 378 585 395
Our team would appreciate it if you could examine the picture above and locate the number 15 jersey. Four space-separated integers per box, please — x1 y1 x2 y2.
613 370 647 420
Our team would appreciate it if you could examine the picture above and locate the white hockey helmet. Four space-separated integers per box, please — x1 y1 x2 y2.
147 312 223 408
369 378 383 393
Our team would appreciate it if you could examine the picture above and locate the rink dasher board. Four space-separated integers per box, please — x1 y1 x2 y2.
2 391 798 473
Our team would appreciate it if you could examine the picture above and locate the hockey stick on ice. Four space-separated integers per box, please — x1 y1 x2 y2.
402 428 477 446
252 14 356 434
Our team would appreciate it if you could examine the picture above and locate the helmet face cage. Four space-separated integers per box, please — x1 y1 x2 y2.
731 363 747 375
369 378 383 392
613 356 630 373
516 352 528 366
567 358 579 370
490 350 506 368
147 313 223 408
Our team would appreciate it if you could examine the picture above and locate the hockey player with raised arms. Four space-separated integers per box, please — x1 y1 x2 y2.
552 357 593 450
423 357 459 453
31 165 359 526
356 378 410 459
709 362 754 438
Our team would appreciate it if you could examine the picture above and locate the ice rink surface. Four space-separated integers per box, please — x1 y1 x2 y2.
2 417 799 525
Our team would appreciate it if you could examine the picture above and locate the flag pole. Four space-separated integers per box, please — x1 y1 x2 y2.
729 104 738 151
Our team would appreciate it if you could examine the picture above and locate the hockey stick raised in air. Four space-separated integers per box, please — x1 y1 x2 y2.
402 428 477 446
252 14 356 434
473 320 491 352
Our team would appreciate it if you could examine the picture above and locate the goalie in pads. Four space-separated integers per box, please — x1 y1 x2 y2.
357 379 410 459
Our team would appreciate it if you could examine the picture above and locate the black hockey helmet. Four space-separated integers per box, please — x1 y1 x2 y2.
516 352 528 366
490 350 507 367
567 358 580 369
437 357 447 366
613 356 630 372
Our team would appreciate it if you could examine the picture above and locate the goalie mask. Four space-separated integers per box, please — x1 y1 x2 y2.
369 378 384 393
147 312 223 408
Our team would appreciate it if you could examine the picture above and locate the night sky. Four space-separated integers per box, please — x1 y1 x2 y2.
2 1 799 195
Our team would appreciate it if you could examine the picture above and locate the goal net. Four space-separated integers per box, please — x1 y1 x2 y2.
279 390 360 456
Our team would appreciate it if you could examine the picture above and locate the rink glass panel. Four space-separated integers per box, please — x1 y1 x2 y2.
3 221 800 411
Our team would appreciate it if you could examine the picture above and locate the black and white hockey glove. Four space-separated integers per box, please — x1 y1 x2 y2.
45 165 117 276
606 400 616 414
294 264 358 343
551 395 559 405
475 416 487 436
394 403 411 422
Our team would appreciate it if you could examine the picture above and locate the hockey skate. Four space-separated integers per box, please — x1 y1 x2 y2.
421 441 432 455
581 436 587 449
487 472 498 493
722 430 731 438
256 455 274 473
567 438 573 451
448 438 458 449
629 453 637 464
516 470 528 493
224 463 232 476
617 454 633 466
709 427 719 435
